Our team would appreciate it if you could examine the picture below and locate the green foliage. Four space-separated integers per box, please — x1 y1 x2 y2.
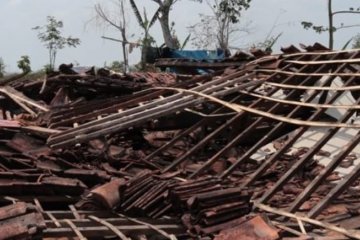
33 16 80 71
189 0 251 50
107 60 124 72
140 8 157 47
217 0 251 23
129 0 160 30
129 0 144 28
106 62 141 72
301 1 360 48
129 0 157 46
301 21 331 34
43 64 53 74
129 64 140 72
128 0 161 69
17 55 31 73
253 33 282 53
349 7 360 11
170 21 181 49
0 58 5 78
148 0 251 48
196 0 251 23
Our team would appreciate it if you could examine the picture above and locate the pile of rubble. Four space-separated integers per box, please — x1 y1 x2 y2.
2 43 360 239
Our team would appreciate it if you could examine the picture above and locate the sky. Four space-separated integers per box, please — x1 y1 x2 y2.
0 0 359 72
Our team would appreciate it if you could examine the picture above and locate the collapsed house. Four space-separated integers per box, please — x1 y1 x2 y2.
1 43 360 239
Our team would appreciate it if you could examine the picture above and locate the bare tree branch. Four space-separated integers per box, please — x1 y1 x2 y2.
336 24 360 30
333 10 360 16
92 0 129 72
188 0 251 50
94 3 122 31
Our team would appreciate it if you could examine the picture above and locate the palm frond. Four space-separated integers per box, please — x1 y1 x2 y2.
129 0 145 29
149 7 161 29
267 33 282 51
342 37 353 50
143 8 149 27
181 34 191 50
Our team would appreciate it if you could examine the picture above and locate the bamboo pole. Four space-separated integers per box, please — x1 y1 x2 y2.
64 219 87 240
239 90 360 110
256 69 360 78
254 202 360 240
88 216 129 240
263 81 360 91
154 87 360 129
283 48 360 58
286 58 360 65
117 213 177 240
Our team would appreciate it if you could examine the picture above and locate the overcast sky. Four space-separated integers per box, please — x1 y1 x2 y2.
0 0 359 72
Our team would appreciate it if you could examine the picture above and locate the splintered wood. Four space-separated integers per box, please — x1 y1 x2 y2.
2 43 360 239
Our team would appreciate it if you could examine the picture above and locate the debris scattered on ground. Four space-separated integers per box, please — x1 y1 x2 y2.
2 43 360 239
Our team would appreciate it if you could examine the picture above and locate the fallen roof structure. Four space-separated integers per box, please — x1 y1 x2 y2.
2 43 360 239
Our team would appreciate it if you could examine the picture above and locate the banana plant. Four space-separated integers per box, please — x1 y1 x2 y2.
129 0 160 69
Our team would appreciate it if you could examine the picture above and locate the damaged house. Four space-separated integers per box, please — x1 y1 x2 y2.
1 43 360 239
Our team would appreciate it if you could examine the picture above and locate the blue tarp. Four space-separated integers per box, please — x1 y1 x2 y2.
165 49 225 74
168 49 225 61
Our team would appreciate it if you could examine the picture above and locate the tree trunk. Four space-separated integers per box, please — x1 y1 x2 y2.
158 3 178 49
120 0 128 73
217 15 230 53
328 0 334 49
52 51 57 70
140 31 149 70
141 45 148 70
49 48 56 71
121 29 128 73
49 50 53 71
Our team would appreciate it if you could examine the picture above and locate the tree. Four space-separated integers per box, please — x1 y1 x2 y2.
106 60 125 72
353 34 360 49
33 16 80 71
94 0 159 71
188 0 251 51
252 33 282 53
0 58 5 78
150 0 250 49
93 0 129 73
129 0 159 69
302 0 360 49
17 56 31 74
149 0 178 49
